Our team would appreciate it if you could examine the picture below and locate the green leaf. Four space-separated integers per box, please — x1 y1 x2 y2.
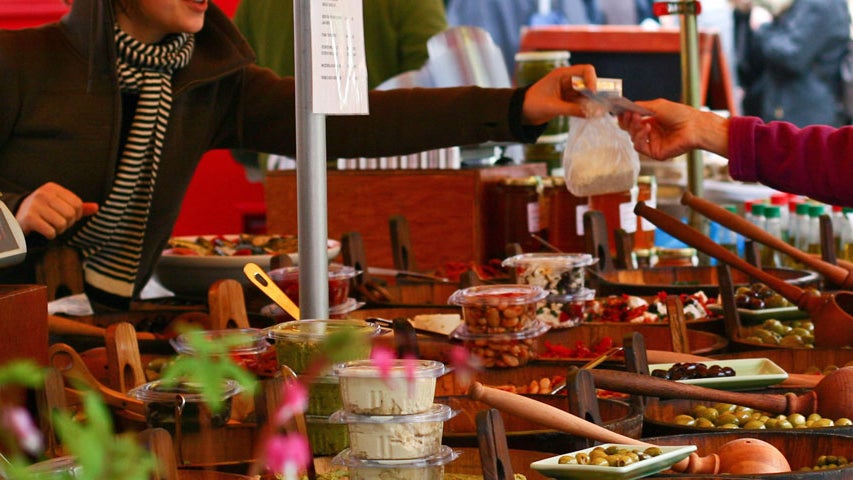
0 360 45 389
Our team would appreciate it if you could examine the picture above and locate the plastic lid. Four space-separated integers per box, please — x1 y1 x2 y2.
127 379 242 404
764 205 782 218
447 284 548 308
655 247 697 259
333 359 447 379
502 252 596 270
514 50 571 62
843 207 853 214
750 203 766 216
332 445 460 469
267 319 382 341
548 287 596 304
26 456 82 477
796 202 812 215
789 198 803 212
328 403 456 424
722 204 737 214
268 262 360 282
170 328 270 356
809 204 826 217
449 319 550 342
770 193 788 205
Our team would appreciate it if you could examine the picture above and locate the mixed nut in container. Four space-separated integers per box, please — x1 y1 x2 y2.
447 284 547 334
502 253 596 328
450 320 550 368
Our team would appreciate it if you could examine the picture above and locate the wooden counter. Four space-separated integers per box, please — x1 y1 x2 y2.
264 164 548 272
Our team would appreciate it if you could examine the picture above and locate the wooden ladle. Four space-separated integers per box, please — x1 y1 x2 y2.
681 191 853 286
634 201 853 348
468 382 791 475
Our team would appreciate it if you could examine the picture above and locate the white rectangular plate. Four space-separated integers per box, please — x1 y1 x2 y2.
647 358 788 391
531 443 696 480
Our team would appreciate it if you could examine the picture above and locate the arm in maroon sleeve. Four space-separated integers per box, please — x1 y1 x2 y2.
728 116 853 207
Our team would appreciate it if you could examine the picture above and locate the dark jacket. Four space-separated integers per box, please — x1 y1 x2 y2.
0 0 535 299
747 0 850 127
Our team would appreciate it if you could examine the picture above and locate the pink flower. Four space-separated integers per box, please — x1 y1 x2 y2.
1 406 43 456
369 345 396 380
447 345 481 390
264 433 311 478
273 379 308 426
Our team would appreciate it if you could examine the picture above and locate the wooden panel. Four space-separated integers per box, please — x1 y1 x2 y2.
0 284 48 406
264 164 547 272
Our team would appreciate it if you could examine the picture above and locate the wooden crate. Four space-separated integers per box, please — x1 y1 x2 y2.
0 284 48 406
264 164 548 272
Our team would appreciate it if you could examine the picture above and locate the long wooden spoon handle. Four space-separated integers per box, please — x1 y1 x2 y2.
588 369 817 415
682 191 853 287
634 202 806 305
468 382 651 446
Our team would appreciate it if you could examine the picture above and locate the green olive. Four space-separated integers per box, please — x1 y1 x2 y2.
604 445 621 455
713 403 736 413
807 413 823 423
575 452 590 464
674 414 696 426
558 455 576 464
743 420 767 429
698 408 719 423
788 413 807 426
644 447 662 457
777 419 794 429
715 412 739 427
812 418 835 428
695 417 715 428
718 423 740 429
835 418 852 426
589 456 609 466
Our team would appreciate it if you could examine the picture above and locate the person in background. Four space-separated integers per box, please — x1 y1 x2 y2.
0 0 597 311
233 0 447 90
232 0 448 174
618 98 853 207
731 0 849 126
445 0 603 74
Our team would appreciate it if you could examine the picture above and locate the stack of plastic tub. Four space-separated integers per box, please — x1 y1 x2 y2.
329 359 459 479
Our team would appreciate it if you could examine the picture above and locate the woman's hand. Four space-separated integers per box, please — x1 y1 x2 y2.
15 182 99 239
617 98 730 160
521 64 597 125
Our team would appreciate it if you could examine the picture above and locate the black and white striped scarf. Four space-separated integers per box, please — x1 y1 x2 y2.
69 26 194 300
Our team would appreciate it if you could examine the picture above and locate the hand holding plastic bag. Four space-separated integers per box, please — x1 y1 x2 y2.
562 108 640 197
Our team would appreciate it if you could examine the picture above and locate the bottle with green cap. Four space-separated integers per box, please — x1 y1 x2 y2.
806 204 826 255
843 207 853 262
792 202 812 255
750 202 767 231
761 205 783 268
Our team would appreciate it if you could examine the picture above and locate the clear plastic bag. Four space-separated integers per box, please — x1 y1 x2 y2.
562 111 640 197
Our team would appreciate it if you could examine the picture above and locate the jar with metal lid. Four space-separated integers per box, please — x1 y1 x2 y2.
653 247 698 267
515 51 571 173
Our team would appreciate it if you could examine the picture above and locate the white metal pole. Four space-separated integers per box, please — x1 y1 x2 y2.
294 0 330 319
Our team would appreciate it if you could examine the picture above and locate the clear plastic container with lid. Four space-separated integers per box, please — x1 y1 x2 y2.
127 379 242 431
334 359 448 415
450 320 550 368
332 445 460 480
502 252 595 296
329 403 456 460
170 327 277 377
267 263 360 310
266 319 383 375
305 414 350 456
447 284 548 334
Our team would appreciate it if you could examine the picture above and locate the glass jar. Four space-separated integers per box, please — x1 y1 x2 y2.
634 175 657 250
515 51 571 173
653 247 698 267
587 185 639 254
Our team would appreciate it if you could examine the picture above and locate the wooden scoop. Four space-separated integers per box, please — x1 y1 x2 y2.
468 382 790 474
48 343 146 417
681 191 853 287
634 201 853 348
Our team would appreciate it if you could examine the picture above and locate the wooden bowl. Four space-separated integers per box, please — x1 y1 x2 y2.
643 430 853 479
543 323 728 357
590 266 819 297
642 397 853 438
